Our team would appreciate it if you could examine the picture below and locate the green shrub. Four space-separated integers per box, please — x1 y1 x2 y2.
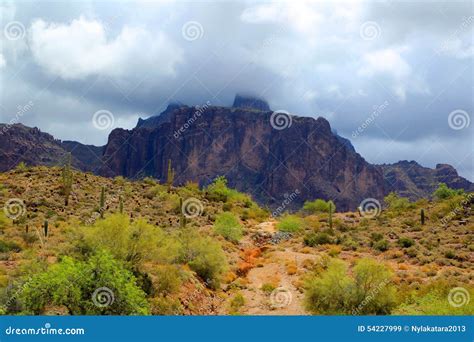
370 232 384 242
305 258 396 315
394 281 474 315
178 230 227 289
277 215 303 233
205 176 249 203
433 183 463 200
373 239 389 252
151 295 182 315
0 240 21 253
304 232 332 247
384 192 414 211
153 265 182 296
19 251 149 315
214 212 243 242
398 237 415 248
82 214 180 267
229 292 245 314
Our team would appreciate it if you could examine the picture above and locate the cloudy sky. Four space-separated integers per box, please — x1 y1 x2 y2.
0 0 473 180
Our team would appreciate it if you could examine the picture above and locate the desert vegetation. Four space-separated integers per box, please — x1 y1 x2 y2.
0 165 472 315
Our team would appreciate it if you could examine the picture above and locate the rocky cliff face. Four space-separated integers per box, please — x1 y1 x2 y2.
99 105 385 210
0 124 101 172
380 161 474 200
2 104 473 211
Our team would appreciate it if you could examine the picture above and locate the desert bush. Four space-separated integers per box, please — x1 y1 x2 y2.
214 212 243 242
394 281 474 315
153 265 182 296
373 239 390 252
433 183 463 200
0 240 21 253
82 214 180 267
150 295 182 315
19 250 149 315
398 237 415 248
305 258 396 315
229 292 245 314
277 215 303 233
304 232 332 247
384 192 414 212
303 199 336 214
177 230 227 289
205 176 249 203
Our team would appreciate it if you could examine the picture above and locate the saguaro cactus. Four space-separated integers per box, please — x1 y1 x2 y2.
61 153 73 206
100 186 106 219
420 209 425 225
328 201 333 230
179 197 187 228
43 220 48 237
119 195 124 214
167 159 175 192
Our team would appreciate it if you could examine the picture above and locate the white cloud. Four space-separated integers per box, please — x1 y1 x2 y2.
29 16 183 80
359 49 411 79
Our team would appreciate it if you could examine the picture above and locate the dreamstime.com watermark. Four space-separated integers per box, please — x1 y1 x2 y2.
174 101 211 139
0 101 34 136
440 193 473 225
272 189 300 217
352 279 390 315
352 101 389 138
5 323 85 336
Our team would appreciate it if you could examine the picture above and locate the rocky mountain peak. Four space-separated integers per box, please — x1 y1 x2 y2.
232 94 270 112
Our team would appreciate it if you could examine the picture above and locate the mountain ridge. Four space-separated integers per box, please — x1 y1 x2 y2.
1 99 472 210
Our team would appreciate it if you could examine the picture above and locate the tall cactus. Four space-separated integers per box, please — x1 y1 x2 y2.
166 159 175 192
420 208 425 225
61 153 73 206
328 201 333 230
119 195 124 214
100 186 106 219
43 220 48 237
179 197 187 228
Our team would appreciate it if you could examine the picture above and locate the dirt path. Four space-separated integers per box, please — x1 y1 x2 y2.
234 221 318 315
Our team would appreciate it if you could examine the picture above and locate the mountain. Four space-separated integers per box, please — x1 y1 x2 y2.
0 124 102 172
99 102 385 211
380 161 474 200
1 97 472 210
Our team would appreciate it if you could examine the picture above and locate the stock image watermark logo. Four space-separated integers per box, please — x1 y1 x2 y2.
181 197 204 218
352 101 389 138
3 198 27 220
270 110 292 130
182 21 204 41
440 193 473 225
358 198 381 218
173 101 211 139
92 110 115 130
272 189 300 217
352 279 390 315
270 287 292 309
4 21 26 41
92 287 115 308
448 287 470 308
448 109 470 130
359 21 381 41
437 15 473 55
1 101 35 136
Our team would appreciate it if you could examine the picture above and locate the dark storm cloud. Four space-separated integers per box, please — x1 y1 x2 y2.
0 0 472 180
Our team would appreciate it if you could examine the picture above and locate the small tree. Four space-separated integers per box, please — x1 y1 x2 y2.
18 251 149 315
